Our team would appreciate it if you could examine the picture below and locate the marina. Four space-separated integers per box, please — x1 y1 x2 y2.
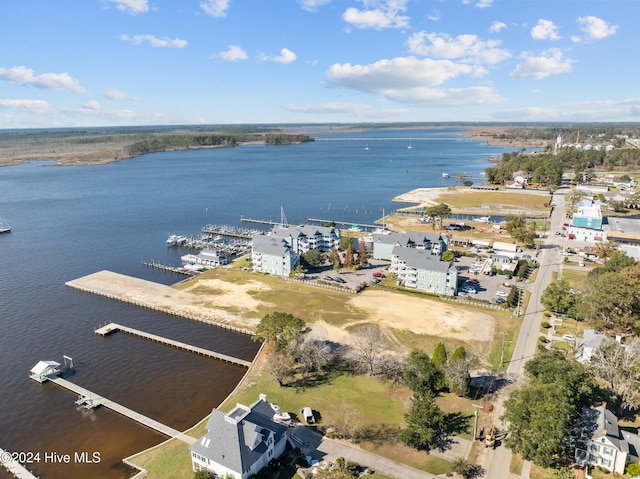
141 260 200 276
201 224 262 241
94 322 252 367
0 446 38 479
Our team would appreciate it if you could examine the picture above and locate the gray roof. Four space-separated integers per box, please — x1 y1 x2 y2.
392 246 454 273
190 396 288 474
271 224 338 239
581 405 628 453
252 234 295 256
376 231 442 247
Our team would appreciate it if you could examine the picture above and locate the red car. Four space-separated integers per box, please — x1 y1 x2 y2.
465 278 478 284
373 272 386 279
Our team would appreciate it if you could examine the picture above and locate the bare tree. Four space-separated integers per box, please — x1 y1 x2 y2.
269 351 295 386
590 337 640 411
296 340 333 377
350 324 391 375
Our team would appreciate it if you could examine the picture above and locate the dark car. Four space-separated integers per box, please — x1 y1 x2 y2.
334 277 346 284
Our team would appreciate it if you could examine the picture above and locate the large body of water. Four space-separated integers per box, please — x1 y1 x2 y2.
0 128 519 479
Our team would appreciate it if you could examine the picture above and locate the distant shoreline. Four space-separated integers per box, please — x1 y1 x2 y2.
0 124 544 168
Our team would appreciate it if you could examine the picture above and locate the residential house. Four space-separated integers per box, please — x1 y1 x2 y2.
190 394 290 479
181 249 228 269
390 246 458 296
251 234 300 276
575 329 608 364
372 231 447 261
575 403 640 474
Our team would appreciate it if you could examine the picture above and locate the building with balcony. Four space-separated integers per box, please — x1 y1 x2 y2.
251 234 300 276
373 231 448 261
567 201 606 243
390 246 458 296
270 225 340 254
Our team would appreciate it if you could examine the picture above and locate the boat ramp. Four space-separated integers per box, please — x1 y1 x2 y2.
94 322 252 368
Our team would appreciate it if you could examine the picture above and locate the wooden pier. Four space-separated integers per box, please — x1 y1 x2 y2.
95 323 252 368
141 260 198 276
306 218 379 230
0 446 38 479
201 224 259 241
48 377 196 445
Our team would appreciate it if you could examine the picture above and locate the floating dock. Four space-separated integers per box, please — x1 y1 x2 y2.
47 377 196 445
95 322 252 368
0 446 38 479
201 224 260 241
141 260 199 276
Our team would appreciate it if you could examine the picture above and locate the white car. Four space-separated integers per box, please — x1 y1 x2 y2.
562 334 575 342
496 291 509 298
560 252 573 256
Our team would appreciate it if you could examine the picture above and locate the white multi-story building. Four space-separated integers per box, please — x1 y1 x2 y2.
390 246 458 296
270 224 341 254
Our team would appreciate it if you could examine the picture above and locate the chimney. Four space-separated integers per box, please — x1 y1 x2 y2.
259 393 267 402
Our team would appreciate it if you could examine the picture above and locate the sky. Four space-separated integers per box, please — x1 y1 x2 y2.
0 0 637 128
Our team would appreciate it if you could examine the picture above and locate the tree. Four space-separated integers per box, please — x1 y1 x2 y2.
291 264 308 277
425 203 452 229
399 394 446 452
339 236 353 251
301 248 323 268
253 312 306 352
502 350 598 468
541 279 576 316
358 240 368 268
194 470 214 479
432 343 448 370
350 324 390 375
343 243 355 269
594 241 618 264
328 247 342 269
505 215 536 247
403 349 445 398
590 337 640 411
441 250 455 263
269 351 295 386
446 347 473 397
545 468 576 479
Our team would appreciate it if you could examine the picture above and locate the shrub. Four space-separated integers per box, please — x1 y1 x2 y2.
541 322 551 329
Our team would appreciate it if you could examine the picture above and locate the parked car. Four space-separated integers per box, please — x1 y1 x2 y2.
505 274 512 279
465 278 478 284
562 334 575 342
301 407 315 424
325 275 335 281
334 277 346 284
461 286 477 294
495 297 506 304
373 272 386 279
496 291 509 298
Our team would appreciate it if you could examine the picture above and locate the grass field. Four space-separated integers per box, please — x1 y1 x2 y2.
432 189 550 214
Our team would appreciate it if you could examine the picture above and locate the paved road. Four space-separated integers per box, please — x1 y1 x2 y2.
484 189 568 479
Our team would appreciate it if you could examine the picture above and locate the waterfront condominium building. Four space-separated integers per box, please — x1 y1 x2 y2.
251 234 300 276
372 230 448 261
270 224 341 254
390 246 458 296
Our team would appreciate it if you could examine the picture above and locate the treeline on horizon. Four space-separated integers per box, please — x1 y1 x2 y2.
123 132 313 156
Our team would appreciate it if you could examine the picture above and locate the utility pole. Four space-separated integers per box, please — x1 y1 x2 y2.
472 404 484 440
500 333 512 369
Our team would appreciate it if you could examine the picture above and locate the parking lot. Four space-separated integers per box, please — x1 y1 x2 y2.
454 254 518 303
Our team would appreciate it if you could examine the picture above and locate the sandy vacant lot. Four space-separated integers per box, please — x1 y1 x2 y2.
67 270 495 346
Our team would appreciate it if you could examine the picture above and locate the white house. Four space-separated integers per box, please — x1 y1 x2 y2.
372 231 447 261
181 249 229 269
190 394 290 479
575 403 640 474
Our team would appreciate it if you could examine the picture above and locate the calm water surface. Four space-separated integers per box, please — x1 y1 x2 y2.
0 128 518 478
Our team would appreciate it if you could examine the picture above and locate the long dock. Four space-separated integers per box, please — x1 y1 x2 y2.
95 323 252 368
0 446 38 479
48 377 196 445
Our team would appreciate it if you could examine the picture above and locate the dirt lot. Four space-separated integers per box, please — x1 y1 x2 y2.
67 269 496 347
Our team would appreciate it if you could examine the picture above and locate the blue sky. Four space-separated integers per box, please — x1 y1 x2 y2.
0 0 636 128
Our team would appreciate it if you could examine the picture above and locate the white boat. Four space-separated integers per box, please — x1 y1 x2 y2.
477 216 491 223
442 173 449 179
0 214 11 233
407 140 412 149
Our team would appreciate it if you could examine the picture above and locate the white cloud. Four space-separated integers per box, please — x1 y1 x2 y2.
383 86 503 107
200 0 232 17
273 48 297 64
406 32 510 65
120 34 188 48
327 56 475 91
577 16 618 40
427 10 441 22
0 66 86 94
531 19 561 40
297 0 333 12
0 99 52 114
489 21 507 33
463 0 494 7
103 88 132 101
82 100 101 110
343 0 410 30
509 49 575 79
284 101 407 118
218 45 248 62
107 0 149 14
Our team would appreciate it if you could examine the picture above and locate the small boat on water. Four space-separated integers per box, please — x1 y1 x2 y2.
166 234 187 246
478 216 491 223
442 173 449 179
0 214 10 233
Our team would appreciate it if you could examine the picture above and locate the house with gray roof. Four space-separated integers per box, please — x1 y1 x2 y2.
251 234 300 276
390 246 458 296
575 329 608 364
373 231 448 261
190 394 290 479
575 403 640 474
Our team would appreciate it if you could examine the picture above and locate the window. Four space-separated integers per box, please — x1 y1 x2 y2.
602 447 613 456
602 458 611 468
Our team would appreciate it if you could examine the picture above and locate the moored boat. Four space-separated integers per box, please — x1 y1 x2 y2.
0 214 10 233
